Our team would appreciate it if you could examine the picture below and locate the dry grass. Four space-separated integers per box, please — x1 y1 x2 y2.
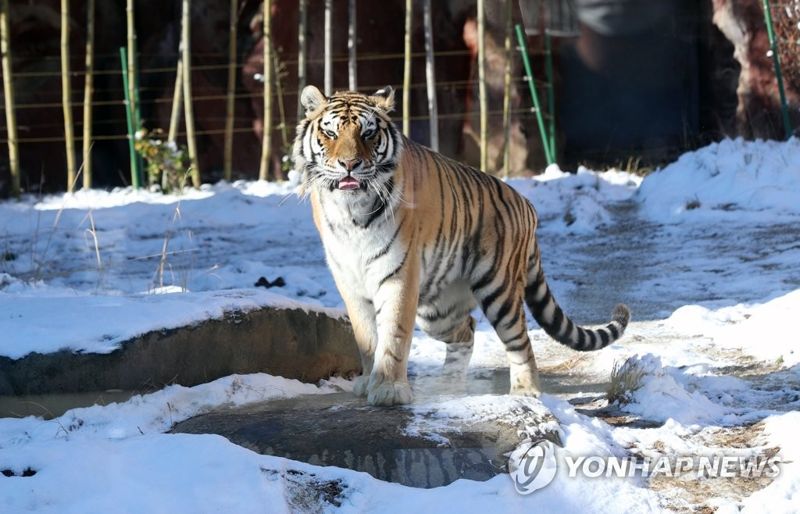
607 357 648 405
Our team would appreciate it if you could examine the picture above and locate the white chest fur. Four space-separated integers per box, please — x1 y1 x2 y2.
317 191 408 299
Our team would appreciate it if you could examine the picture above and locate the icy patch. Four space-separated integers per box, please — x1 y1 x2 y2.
404 395 560 444
637 138 800 223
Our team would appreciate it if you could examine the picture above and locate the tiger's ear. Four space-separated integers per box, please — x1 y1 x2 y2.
369 86 395 112
300 85 326 117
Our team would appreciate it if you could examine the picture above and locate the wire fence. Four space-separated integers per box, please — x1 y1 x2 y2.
0 106 548 144
0 34 554 147
0 77 550 113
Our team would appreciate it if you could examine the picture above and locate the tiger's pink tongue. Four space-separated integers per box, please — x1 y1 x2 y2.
338 176 360 190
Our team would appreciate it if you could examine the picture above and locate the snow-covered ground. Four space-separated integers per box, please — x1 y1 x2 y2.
1 138 799 512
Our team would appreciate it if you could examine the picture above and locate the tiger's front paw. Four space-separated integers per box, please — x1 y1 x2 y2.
352 375 369 397
367 378 413 406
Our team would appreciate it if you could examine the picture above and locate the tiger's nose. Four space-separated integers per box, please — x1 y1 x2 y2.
338 158 362 171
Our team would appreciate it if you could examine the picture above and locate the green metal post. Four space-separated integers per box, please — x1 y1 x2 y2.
514 24 553 165
119 47 141 188
761 0 792 140
544 30 556 160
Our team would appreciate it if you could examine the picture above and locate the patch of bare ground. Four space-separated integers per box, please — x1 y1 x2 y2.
639 424 777 513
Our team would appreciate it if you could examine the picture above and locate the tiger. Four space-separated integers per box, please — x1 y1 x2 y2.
293 84 630 406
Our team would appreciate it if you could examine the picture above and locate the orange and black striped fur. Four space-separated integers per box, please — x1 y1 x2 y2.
294 85 630 406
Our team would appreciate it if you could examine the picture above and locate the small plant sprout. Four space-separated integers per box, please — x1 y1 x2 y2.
134 128 191 193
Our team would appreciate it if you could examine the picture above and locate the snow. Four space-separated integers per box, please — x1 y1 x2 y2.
508 164 641 233
637 137 800 223
1 138 800 512
740 411 800 513
613 354 728 426
0 283 342 359
665 290 800 366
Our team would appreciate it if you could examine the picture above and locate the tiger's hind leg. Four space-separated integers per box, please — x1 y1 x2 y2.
441 316 476 378
475 284 541 396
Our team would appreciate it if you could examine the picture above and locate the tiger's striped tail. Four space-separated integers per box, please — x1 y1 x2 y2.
523 246 630 352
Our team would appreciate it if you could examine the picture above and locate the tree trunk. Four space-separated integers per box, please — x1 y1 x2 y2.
477 0 488 171
297 0 307 120
324 0 333 96
82 0 94 189
348 0 357 91
61 0 77 191
223 0 237 181
501 0 512 177
258 0 273 181
1 0 20 197
422 0 438 151
181 0 201 186
402 0 412 136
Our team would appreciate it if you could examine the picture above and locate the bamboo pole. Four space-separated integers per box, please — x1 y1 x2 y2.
125 0 144 186
125 0 137 131
119 47 140 188
258 0 272 181
544 30 556 159
272 41 288 150
348 0 357 90
515 24 553 166
477 0 487 171
761 0 792 139
133 45 143 179
165 58 182 190
223 0 237 181
168 59 183 143
181 0 201 187
423 0 438 151
61 0 76 191
501 0 512 177
297 0 307 119
181 0 201 186
0 0 20 197
323 0 332 96
81 0 94 189
402 0 412 136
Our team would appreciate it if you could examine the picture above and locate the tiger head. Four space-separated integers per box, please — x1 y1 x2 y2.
293 85 401 195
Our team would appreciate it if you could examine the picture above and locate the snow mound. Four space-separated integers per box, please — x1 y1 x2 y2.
665 289 800 366
509 164 641 233
615 354 726 425
637 138 800 223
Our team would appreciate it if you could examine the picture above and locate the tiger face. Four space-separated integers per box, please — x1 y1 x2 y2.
294 86 401 195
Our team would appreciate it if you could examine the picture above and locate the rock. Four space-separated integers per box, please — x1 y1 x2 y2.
0 306 359 396
171 392 561 488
